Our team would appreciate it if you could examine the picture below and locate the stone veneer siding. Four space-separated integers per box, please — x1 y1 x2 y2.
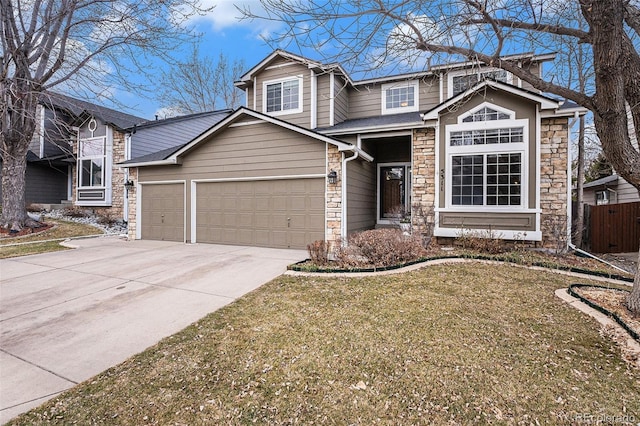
326 144 343 250
126 167 138 240
539 117 569 249
411 128 437 235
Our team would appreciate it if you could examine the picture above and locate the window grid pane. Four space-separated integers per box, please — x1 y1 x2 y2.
452 70 509 95
451 155 484 205
486 153 521 206
386 86 415 109
450 127 523 146
462 107 511 122
282 80 299 110
266 83 282 112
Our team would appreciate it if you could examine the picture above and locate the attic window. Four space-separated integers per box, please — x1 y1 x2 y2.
449 69 510 97
381 80 419 114
462 107 511 122
264 76 303 115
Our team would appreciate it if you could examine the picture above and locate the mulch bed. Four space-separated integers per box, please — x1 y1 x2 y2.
0 222 55 239
572 285 640 367
574 286 640 334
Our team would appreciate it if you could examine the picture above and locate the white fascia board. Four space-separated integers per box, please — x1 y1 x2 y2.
540 107 588 118
320 121 429 136
119 158 181 168
169 107 356 160
429 52 557 72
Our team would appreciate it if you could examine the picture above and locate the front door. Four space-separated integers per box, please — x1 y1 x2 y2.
378 164 411 223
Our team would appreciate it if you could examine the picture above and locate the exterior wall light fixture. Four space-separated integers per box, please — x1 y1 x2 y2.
328 170 338 184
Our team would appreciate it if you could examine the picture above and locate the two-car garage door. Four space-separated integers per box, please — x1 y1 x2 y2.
140 178 324 249
195 178 324 249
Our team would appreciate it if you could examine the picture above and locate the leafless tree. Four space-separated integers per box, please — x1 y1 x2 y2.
242 0 640 311
1 0 211 231
157 45 245 115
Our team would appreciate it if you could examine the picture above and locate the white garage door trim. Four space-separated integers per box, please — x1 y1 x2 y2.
191 174 326 245
136 180 187 241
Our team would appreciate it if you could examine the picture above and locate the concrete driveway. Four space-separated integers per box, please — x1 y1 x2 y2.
0 237 306 424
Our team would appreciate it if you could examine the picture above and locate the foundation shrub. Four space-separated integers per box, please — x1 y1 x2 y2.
62 206 89 218
97 211 120 226
335 228 427 268
456 228 505 254
307 240 329 265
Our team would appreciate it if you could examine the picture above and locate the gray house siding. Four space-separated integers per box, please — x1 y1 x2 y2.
253 58 311 128
334 75 349 124
346 158 376 233
316 74 331 128
25 163 69 204
348 76 440 120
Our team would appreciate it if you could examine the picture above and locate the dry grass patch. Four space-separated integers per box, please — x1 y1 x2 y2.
0 219 102 259
9 263 640 425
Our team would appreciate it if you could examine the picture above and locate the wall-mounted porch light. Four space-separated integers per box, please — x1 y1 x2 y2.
327 170 338 184
124 180 134 189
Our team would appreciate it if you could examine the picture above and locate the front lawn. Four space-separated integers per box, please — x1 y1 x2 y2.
9 263 639 425
0 219 103 259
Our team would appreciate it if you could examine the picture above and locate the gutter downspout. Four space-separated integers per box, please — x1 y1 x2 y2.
566 111 580 251
567 243 629 275
341 151 359 242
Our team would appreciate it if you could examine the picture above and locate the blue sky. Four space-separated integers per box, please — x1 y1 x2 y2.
121 0 291 119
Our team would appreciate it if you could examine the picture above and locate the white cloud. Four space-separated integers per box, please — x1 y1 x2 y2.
189 0 283 38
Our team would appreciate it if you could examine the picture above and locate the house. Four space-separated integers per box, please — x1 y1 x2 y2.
583 174 640 206
122 50 585 250
0 93 145 218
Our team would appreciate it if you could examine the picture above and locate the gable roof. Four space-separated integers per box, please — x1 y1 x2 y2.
121 107 373 167
235 50 351 89
41 92 146 130
421 79 563 121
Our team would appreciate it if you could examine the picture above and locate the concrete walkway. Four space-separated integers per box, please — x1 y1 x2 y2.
0 237 306 424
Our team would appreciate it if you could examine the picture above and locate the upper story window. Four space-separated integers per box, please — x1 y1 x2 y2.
263 76 303 116
381 80 419 114
449 68 511 97
462 106 511 122
78 136 106 188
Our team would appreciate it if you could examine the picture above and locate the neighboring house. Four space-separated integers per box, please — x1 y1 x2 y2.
583 174 640 206
122 49 585 250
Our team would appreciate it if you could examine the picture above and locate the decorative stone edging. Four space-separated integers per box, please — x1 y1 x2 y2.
287 255 634 284
567 284 639 343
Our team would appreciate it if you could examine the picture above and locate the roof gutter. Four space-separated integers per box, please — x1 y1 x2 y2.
339 144 374 162
118 157 181 168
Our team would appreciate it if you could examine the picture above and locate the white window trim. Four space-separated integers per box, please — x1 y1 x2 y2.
444 117 528 211
262 75 303 116
447 67 513 98
457 101 514 124
76 127 113 206
381 80 419 115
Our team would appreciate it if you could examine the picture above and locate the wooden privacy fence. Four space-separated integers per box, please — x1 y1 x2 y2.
590 201 640 253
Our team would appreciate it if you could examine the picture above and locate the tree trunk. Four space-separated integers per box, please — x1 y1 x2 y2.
627 249 640 312
0 151 30 231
